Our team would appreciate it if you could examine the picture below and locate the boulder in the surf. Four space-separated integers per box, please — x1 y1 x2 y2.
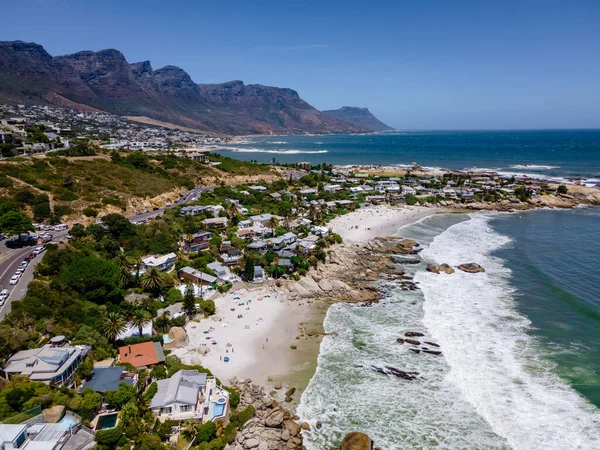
458 263 485 273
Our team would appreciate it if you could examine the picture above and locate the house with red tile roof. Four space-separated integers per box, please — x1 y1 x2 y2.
118 341 165 368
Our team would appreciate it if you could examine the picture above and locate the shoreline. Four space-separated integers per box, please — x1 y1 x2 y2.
172 205 439 407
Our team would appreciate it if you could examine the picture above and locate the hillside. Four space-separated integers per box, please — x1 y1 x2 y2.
0 41 366 136
0 151 281 224
322 106 394 132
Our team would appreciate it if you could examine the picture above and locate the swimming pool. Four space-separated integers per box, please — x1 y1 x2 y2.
96 413 118 430
58 416 77 431
163 334 173 344
209 402 226 420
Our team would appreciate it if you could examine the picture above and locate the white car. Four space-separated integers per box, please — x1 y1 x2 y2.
9 275 20 285
0 289 8 303
33 247 45 256
15 268 24 275
20 261 28 268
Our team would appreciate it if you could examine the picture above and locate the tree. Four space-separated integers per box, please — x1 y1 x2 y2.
0 211 34 236
114 254 134 286
103 312 127 342
129 309 151 336
266 217 279 237
557 184 568 194
182 283 196 316
141 268 167 297
104 383 137 409
61 256 123 303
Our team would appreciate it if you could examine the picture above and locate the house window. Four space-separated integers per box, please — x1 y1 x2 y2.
180 405 193 412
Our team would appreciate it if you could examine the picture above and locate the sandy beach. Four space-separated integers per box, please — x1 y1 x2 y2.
172 205 440 405
172 285 324 394
328 205 438 242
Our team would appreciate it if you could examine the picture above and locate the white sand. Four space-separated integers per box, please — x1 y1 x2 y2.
172 287 319 386
329 205 437 242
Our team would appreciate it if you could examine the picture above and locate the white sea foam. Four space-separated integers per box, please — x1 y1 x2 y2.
509 164 560 170
215 146 328 154
417 214 600 450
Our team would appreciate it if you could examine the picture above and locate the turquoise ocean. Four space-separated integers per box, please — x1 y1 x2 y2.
218 132 600 449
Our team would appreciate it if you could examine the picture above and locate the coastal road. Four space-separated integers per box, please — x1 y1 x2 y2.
0 184 216 320
0 230 68 319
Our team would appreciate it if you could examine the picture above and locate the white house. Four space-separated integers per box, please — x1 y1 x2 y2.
141 253 177 272
150 370 227 421
323 184 342 193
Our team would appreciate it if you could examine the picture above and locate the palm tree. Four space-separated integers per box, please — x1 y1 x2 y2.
266 217 279 237
103 312 127 342
114 253 134 286
154 311 171 333
228 202 239 220
141 267 166 297
130 309 152 336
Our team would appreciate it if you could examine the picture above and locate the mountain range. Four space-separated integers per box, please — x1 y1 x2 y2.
322 106 394 132
0 41 390 136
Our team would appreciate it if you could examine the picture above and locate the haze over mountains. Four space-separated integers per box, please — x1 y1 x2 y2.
0 41 390 136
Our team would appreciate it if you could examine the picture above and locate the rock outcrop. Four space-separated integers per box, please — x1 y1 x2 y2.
340 432 374 450
227 379 303 450
458 263 485 273
42 405 65 423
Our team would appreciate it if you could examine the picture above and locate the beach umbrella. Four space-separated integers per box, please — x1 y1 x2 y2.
224 357 229 362
226 343 233 347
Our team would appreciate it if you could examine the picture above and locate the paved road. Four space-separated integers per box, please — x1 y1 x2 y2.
0 184 215 319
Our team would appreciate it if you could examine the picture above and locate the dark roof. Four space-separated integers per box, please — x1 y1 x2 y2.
85 367 133 392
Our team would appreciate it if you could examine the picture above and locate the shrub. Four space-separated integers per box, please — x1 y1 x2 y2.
557 184 568 194
229 405 255 429
53 205 73 218
95 427 124 445
83 207 99 217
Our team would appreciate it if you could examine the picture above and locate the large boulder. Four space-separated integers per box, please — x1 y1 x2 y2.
458 263 485 273
318 278 334 291
282 419 301 436
331 280 352 291
341 432 373 450
42 405 65 423
244 438 259 449
299 276 322 294
265 408 285 428
426 264 440 274
168 327 188 347
292 283 312 298
197 344 210 355
438 263 455 274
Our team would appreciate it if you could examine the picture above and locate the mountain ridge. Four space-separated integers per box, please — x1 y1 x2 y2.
0 40 368 136
322 106 394 132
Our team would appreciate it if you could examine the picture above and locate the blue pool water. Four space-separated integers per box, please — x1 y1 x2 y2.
58 417 77 430
209 402 226 420
163 334 173 344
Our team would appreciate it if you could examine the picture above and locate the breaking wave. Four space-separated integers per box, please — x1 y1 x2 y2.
215 146 328 154
417 214 600 450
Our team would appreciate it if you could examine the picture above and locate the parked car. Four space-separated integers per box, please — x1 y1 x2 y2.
15 268 24 275
136 211 142 215
153 207 159 211
33 246 45 256
9 275 20 285
0 289 9 302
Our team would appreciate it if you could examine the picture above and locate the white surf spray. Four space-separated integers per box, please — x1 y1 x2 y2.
417 214 600 450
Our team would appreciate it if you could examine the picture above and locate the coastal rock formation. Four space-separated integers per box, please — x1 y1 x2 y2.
439 263 455 274
404 332 425 337
371 365 419 381
397 338 421 345
227 379 304 450
166 326 188 348
458 263 485 273
426 264 440 274
340 431 374 450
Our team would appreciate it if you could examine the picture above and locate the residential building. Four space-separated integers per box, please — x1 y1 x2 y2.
150 370 227 421
3 337 90 385
298 188 317 195
141 253 177 272
118 342 165 369
247 241 268 252
249 214 282 226
117 322 153 341
249 185 267 192
182 231 212 253
0 424 27 450
202 217 229 229
206 262 231 282
84 367 137 393
323 184 342 193
178 266 218 285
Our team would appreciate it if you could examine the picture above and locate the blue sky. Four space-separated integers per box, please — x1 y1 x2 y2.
2 0 600 129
